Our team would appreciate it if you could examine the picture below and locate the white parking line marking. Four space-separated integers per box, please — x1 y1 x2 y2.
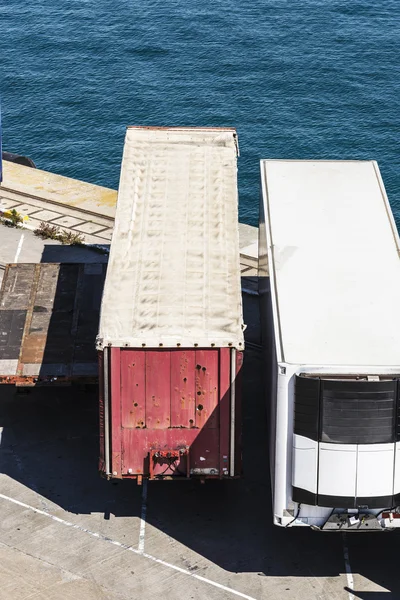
342 533 355 600
0 492 258 600
13 233 25 263
138 479 148 554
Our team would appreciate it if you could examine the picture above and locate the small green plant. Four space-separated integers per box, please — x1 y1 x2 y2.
34 222 84 245
57 230 84 245
34 222 60 240
1 208 23 227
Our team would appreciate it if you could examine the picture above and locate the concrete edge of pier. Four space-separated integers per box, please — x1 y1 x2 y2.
0 160 258 275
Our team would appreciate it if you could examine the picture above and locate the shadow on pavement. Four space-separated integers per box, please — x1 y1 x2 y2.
346 590 391 599
0 280 398 598
41 242 110 263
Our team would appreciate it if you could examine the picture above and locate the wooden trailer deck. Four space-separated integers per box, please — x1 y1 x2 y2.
0 263 106 385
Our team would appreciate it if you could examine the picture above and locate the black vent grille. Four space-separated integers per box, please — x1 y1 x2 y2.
320 380 396 444
294 376 320 442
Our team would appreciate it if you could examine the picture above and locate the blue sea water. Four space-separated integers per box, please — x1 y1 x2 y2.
0 0 399 227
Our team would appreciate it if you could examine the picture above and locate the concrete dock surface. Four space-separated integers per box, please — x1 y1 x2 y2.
0 168 398 599
0 161 258 275
0 228 398 598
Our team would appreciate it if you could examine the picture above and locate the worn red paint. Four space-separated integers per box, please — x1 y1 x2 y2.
100 347 243 480
195 350 219 430
170 351 196 428
121 349 145 429
146 350 171 430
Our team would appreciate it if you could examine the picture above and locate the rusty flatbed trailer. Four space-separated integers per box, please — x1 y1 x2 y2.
0 263 106 386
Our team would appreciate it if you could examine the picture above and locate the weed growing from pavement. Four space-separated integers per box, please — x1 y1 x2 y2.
34 221 84 245
0 208 24 227
57 230 85 245
34 222 59 239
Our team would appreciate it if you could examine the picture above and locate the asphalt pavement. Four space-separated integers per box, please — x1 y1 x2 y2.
0 225 108 288
0 224 399 599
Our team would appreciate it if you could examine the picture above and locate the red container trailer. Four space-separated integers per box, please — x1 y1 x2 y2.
97 127 244 481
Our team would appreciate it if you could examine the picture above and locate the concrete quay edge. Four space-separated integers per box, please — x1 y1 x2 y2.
0 161 258 273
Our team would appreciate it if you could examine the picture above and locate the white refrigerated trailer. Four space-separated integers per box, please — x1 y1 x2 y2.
259 160 400 530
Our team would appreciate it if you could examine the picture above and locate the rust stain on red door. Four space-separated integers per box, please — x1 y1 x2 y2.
107 348 242 479
145 350 171 429
170 350 196 427
120 350 145 428
194 350 219 429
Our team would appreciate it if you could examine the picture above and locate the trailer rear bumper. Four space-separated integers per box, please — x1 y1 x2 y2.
276 507 400 530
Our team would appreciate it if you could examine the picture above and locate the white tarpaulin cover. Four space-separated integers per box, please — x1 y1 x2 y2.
97 127 244 349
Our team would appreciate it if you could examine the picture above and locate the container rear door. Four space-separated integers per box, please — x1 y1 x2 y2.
108 347 239 478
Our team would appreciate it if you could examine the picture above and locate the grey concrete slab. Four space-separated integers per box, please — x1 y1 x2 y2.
1 200 398 599
29 209 64 221
241 241 258 260
0 543 87 600
0 290 397 600
95 227 114 241
10 203 43 217
0 198 20 210
74 222 110 234
239 223 258 249
51 216 85 228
